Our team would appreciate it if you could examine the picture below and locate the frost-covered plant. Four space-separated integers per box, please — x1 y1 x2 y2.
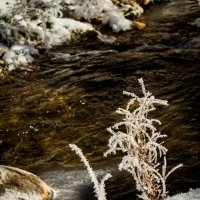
104 78 183 200
69 144 112 200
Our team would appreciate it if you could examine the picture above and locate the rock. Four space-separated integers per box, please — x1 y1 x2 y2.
0 60 5 66
0 44 8 58
133 21 146 30
0 165 53 200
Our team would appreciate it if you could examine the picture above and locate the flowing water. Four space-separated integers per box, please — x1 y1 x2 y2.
0 0 200 199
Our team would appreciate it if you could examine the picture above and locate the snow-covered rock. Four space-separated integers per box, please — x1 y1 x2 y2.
102 9 132 32
0 165 53 200
2 45 39 71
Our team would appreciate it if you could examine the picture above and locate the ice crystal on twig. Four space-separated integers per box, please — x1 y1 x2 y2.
104 78 182 200
69 144 112 200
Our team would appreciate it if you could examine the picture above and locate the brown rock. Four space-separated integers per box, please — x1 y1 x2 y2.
0 165 53 200
133 21 146 30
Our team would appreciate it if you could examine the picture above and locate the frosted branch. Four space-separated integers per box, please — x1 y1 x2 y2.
69 144 111 200
104 78 182 199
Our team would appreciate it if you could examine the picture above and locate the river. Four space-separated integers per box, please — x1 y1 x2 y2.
0 0 199 199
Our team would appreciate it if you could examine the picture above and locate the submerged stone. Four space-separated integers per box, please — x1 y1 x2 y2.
0 165 53 200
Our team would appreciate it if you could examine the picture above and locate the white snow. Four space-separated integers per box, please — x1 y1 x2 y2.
8 3 94 49
2 45 39 71
102 10 132 32
168 188 200 200
0 0 15 16
65 0 137 32
64 0 116 21
45 17 93 48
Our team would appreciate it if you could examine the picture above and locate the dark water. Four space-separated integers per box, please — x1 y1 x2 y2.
0 0 200 199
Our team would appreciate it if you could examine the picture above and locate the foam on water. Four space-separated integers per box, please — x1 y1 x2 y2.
39 167 113 200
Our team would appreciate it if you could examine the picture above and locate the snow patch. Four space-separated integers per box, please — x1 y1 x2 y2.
0 0 15 16
168 188 200 200
45 17 93 48
2 45 39 71
102 10 132 32
64 0 116 21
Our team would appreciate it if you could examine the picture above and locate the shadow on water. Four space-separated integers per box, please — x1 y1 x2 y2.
0 0 200 199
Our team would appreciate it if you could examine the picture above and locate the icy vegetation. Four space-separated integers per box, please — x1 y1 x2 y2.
104 78 183 199
69 144 112 200
0 0 150 70
70 79 183 200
